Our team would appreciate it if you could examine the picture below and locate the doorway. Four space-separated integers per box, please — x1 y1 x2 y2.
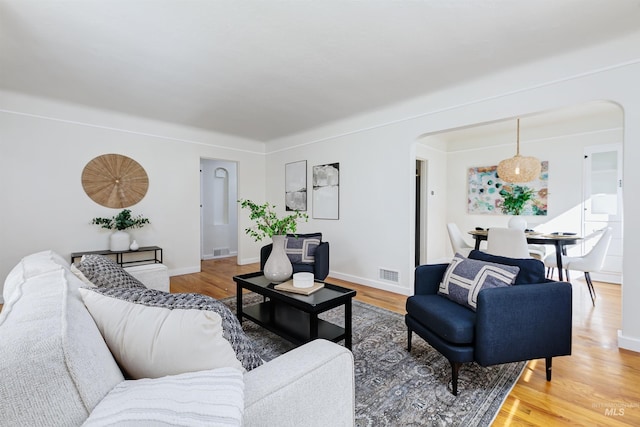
200 159 238 260
582 144 623 283
415 159 428 266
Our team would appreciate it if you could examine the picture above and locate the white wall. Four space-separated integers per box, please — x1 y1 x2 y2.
265 31 640 352
266 124 420 295
0 90 266 300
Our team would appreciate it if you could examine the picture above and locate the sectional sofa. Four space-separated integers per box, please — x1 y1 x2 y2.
0 250 355 426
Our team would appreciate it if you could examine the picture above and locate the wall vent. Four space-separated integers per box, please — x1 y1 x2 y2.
379 268 400 283
213 247 230 257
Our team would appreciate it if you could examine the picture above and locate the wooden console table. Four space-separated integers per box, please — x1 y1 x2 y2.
70 246 163 267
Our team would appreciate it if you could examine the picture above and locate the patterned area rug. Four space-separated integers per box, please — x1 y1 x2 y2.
224 294 525 427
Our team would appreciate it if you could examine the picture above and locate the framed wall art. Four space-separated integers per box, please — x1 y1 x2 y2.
467 161 548 215
285 160 307 211
312 162 339 219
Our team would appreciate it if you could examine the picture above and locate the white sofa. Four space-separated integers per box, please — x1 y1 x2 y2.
0 251 355 426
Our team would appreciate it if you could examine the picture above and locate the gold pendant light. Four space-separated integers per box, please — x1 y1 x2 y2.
497 118 541 183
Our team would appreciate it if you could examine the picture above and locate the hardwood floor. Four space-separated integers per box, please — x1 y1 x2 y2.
172 257 640 426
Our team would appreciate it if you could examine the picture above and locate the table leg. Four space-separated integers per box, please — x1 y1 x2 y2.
310 314 319 341
236 282 243 322
474 238 481 250
555 242 565 281
345 299 353 350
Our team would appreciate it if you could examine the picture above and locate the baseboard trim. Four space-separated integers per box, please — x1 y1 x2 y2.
168 266 201 277
202 252 238 261
237 257 259 266
618 330 640 353
329 271 412 296
590 271 622 285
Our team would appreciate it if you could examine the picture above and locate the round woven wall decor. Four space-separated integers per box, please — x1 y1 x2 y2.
81 154 149 208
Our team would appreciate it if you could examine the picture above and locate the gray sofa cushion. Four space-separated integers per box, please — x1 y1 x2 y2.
92 287 264 371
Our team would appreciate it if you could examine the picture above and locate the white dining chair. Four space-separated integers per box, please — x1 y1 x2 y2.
544 252 569 281
507 218 545 259
528 245 546 260
544 228 606 280
486 227 531 258
447 223 474 257
563 227 612 306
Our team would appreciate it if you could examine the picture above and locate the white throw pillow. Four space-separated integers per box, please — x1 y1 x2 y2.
84 368 244 427
78 288 244 379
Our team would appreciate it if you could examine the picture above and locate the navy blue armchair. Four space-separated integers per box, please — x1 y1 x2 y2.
260 233 330 281
405 251 572 395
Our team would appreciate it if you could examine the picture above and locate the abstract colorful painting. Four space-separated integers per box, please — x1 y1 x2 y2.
467 161 548 215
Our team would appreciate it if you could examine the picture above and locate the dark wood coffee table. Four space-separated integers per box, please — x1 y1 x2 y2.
233 272 356 349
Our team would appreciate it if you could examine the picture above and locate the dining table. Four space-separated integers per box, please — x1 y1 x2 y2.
468 230 582 281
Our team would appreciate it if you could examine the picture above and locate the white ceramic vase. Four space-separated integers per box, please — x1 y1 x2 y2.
263 235 293 284
110 230 130 252
130 240 139 251
508 216 527 231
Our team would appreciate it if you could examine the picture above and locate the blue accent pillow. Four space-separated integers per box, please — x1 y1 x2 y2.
285 233 322 264
468 250 546 285
439 253 519 311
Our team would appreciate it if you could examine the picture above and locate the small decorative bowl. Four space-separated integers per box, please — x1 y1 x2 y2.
293 272 314 288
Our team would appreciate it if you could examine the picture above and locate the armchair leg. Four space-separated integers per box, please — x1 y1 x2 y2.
545 357 552 381
450 361 461 396
407 328 413 352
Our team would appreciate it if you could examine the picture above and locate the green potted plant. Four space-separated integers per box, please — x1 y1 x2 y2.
239 199 308 283
499 185 534 216
92 209 150 251
238 199 308 241
500 185 537 230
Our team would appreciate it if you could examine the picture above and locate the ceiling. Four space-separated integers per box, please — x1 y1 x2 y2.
2 1 640 142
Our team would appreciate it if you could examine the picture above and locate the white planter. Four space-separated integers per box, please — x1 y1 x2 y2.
508 216 527 231
264 235 293 283
110 230 130 252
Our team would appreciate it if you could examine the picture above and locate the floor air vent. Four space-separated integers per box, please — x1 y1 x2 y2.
213 248 230 257
379 268 400 283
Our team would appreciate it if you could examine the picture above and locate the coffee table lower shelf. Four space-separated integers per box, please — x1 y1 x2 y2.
243 301 346 346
